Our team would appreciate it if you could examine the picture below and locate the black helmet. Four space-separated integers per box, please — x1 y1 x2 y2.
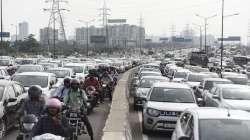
70 79 80 90
64 77 71 84
28 85 42 99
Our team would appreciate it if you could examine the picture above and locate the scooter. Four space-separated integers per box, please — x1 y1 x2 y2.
16 114 38 140
32 133 65 140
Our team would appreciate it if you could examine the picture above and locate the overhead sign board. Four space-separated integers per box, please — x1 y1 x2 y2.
90 36 106 43
108 19 127 23
218 36 241 41
0 32 10 38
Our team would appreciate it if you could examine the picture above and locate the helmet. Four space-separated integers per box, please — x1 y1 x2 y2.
46 98 62 110
28 86 42 99
71 79 80 90
64 77 71 84
46 98 62 116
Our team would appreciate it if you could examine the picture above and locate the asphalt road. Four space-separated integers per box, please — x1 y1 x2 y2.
4 100 111 140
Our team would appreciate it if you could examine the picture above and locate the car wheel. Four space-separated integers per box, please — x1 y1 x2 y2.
0 120 6 140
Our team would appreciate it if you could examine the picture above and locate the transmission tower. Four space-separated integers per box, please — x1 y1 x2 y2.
99 0 110 54
44 0 69 58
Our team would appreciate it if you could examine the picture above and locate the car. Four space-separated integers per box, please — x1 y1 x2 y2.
222 72 248 85
185 73 211 89
64 63 89 80
16 65 44 73
46 67 74 84
203 84 250 111
172 69 191 83
138 71 162 80
200 72 219 78
12 72 57 97
142 82 198 133
0 80 27 139
172 108 250 140
196 78 232 98
134 76 169 110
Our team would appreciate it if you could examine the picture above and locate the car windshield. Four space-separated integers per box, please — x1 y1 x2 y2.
174 72 187 78
140 73 161 78
139 79 167 88
0 60 9 66
188 74 209 82
222 88 250 100
47 70 70 78
199 119 250 140
17 66 42 73
13 75 48 88
226 77 248 85
204 81 232 90
0 86 4 101
65 66 83 73
150 87 194 103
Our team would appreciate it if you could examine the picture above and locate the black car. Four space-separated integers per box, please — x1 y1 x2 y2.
0 80 27 139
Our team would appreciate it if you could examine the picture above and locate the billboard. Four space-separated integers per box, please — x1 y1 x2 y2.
0 32 10 38
90 36 106 43
218 36 241 41
108 19 127 23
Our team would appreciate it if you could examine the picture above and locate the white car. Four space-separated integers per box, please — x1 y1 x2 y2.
16 65 44 73
142 82 198 133
12 72 57 97
47 67 74 84
64 63 88 80
172 108 250 140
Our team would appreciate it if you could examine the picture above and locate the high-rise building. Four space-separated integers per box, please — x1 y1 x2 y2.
39 27 59 45
18 21 29 41
75 24 145 47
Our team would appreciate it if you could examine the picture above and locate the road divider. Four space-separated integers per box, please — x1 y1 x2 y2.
102 68 136 140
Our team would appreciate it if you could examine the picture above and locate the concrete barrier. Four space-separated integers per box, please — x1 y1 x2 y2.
102 69 135 140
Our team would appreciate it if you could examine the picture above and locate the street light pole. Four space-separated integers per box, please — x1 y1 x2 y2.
1 0 3 48
220 0 224 76
193 23 203 51
86 22 89 57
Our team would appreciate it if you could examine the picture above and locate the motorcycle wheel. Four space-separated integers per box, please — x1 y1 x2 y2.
0 120 6 140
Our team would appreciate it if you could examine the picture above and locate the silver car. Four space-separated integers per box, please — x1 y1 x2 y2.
203 84 250 111
172 108 250 140
142 82 198 133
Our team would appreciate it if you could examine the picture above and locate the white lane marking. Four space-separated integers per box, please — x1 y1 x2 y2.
138 111 149 140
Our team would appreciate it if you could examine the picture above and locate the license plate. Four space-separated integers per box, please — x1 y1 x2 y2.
163 123 175 128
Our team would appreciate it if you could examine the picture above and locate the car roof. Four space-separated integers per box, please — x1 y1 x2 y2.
176 69 191 73
47 67 72 71
187 107 250 120
64 63 86 66
14 72 54 76
216 83 250 89
140 71 161 74
203 78 231 82
141 76 168 80
152 82 190 89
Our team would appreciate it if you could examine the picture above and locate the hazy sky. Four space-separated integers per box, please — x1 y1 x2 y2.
3 0 250 43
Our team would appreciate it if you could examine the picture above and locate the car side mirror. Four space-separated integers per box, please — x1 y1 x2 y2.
178 136 191 140
212 95 220 100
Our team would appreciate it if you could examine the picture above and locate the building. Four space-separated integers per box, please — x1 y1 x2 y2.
18 21 29 41
39 27 59 45
75 24 145 47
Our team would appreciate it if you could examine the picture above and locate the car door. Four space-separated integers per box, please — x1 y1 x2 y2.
205 87 218 107
210 88 221 107
4 85 18 126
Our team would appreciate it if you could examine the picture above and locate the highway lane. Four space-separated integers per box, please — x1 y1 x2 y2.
4 100 111 140
129 97 171 140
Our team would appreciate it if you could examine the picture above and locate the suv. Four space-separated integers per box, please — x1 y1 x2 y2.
142 82 198 133
172 108 250 140
0 80 27 139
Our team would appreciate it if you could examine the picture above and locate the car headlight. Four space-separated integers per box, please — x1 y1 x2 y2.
147 108 160 117
23 123 35 131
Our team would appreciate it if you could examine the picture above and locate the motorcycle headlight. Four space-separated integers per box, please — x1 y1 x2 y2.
147 108 160 117
23 123 35 131
102 84 107 87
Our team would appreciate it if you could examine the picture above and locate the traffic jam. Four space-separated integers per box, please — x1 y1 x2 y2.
131 51 250 140
0 56 137 140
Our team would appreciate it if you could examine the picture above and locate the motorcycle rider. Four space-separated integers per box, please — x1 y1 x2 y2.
18 85 45 117
32 98 73 138
64 79 94 140
100 71 114 101
82 74 101 103
54 77 71 101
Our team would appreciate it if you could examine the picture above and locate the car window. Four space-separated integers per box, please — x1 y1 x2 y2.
210 87 217 95
214 88 221 96
13 84 24 96
7 86 16 99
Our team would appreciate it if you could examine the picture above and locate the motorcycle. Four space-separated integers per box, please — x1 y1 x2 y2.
85 86 98 114
64 106 86 140
101 79 113 101
17 114 38 140
32 133 65 140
